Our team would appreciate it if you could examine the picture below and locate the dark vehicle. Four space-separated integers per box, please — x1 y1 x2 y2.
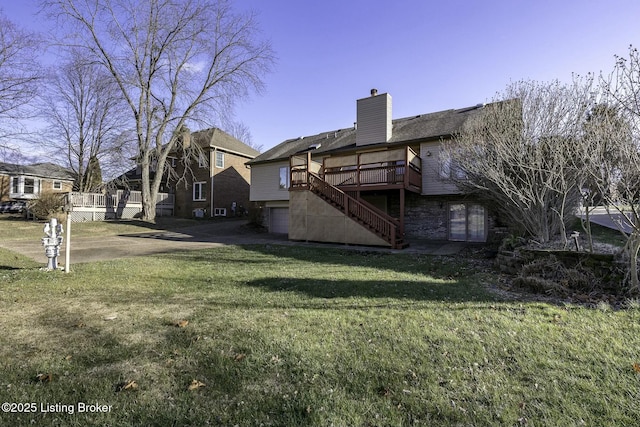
0 201 26 213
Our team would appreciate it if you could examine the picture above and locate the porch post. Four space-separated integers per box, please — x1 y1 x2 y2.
399 188 405 239
404 146 410 188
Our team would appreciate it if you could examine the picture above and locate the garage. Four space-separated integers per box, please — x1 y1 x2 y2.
269 207 289 234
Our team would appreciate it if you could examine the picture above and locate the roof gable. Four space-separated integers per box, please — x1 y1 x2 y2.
192 127 260 158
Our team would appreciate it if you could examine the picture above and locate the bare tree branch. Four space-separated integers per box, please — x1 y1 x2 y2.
447 79 593 244
42 0 274 220
37 50 129 189
0 11 43 155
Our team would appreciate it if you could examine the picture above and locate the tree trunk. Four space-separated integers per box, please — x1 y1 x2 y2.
629 234 640 293
139 159 156 222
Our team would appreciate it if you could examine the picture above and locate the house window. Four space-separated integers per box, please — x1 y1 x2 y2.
193 181 206 201
449 203 487 242
440 153 466 180
24 178 36 194
168 157 177 168
198 154 207 168
279 166 290 189
53 181 62 190
214 208 226 216
215 151 224 168
11 177 19 193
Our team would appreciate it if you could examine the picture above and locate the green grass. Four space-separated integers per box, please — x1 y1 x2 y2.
0 215 202 241
0 230 639 425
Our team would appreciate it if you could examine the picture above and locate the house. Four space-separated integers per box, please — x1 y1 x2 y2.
0 162 75 202
114 128 259 218
169 127 259 218
247 90 501 248
112 128 258 219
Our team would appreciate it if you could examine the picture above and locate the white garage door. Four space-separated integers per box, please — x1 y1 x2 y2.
270 207 289 234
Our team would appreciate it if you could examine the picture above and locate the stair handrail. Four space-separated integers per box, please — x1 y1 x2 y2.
307 173 400 246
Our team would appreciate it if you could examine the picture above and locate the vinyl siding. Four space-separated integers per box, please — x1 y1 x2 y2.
355 93 392 146
420 141 462 196
249 161 290 202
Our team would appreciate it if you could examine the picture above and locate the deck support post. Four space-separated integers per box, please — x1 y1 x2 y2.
399 188 405 246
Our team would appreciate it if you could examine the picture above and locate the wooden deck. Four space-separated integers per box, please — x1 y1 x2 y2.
67 190 174 221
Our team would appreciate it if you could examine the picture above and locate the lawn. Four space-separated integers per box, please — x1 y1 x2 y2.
0 214 198 241
0 223 639 425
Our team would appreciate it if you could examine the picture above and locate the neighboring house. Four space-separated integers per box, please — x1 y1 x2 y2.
0 162 74 202
172 127 259 218
247 89 502 248
116 127 259 218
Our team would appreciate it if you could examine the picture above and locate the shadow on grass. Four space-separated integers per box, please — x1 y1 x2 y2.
243 277 496 304
160 243 479 281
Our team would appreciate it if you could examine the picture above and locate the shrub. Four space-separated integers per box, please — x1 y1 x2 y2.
513 255 597 295
27 192 66 220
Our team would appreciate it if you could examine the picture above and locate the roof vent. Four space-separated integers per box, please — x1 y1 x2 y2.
370 88 378 97
309 143 321 150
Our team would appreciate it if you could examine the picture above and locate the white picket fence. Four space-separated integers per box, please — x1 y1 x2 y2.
67 190 174 221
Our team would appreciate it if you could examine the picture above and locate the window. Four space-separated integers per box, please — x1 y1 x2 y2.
439 152 466 180
193 181 206 201
168 157 177 168
53 181 62 190
279 166 290 189
198 154 207 168
214 208 226 216
215 151 224 168
10 176 40 196
24 178 36 194
448 203 486 242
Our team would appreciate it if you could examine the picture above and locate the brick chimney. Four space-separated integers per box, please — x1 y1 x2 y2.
355 89 392 146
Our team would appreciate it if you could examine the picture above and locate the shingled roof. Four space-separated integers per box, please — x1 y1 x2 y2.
191 127 260 158
247 103 489 165
0 162 75 181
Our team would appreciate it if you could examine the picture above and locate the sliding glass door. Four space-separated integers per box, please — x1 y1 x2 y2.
448 203 487 242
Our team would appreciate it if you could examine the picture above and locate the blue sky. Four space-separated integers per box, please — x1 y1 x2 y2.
4 0 640 152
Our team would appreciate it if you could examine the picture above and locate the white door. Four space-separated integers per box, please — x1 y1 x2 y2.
270 207 289 234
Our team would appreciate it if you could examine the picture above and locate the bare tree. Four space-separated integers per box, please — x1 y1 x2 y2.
0 11 42 155
224 120 262 152
446 80 593 244
39 51 126 191
42 0 274 220
585 45 640 292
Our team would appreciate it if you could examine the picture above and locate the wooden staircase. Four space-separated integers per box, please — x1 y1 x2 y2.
306 173 406 249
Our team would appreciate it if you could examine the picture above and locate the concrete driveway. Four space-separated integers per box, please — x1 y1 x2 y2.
580 206 634 234
1 219 465 267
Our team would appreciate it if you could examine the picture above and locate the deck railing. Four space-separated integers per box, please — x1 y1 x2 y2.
322 146 422 191
66 190 174 221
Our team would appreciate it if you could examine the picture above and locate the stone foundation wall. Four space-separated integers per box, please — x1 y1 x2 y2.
389 193 501 241
387 193 448 239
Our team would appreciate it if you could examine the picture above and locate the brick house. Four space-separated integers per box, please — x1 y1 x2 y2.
0 162 74 202
247 90 503 248
171 127 259 218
